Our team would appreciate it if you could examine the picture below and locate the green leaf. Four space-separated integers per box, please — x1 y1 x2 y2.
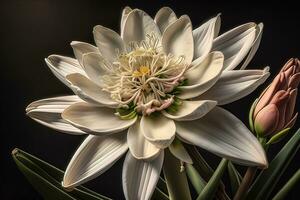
249 98 258 133
184 145 230 200
227 161 242 195
186 164 206 194
196 159 228 200
12 148 111 200
247 128 300 200
267 128 290 145
272 169 300 200
163 149 192 200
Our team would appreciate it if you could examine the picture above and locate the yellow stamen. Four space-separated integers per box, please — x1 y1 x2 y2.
132 66 150 77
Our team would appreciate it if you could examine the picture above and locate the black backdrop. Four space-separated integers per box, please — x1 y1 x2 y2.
1 0 299 199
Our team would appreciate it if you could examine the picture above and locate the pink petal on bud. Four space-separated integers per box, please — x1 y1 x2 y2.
284 112 298 129
288 72 300 89
280 58 295 72
270 90 289 131
285 89 297 122
254 74 283 116
254 104 279 136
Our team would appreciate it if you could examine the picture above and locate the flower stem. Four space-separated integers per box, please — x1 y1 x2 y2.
233 167 257 200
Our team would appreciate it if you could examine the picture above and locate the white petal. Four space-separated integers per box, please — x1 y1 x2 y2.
26 96 85 135
70 41 99 66
141 114 175 148
63 133 128 188
212 23 256 71
66 73 117 107
162 15 194 64
123 9 161 44
82 52 111 87
178 51 224 99
62 102 137 135
45 55 86 87
121 6 133 38
193 14 221 60
122 151 164 200
198 67 270 105
93 25 125 63
176 106 268 167
127 119 160 160
169 138 193 164
162 100 217 121
154 7 177 33
240 23 264 70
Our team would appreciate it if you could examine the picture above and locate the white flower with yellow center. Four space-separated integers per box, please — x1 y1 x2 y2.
26 7 269 200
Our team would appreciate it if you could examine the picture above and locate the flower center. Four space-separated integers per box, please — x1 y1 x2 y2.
102 34 188 116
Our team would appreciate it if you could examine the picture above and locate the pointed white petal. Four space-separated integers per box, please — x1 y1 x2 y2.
127 119 160 160
162 100 217 121
169 138 193 164
198 67 270 105
123 9 161 44
122 151 164 200
93 25 125 63
62 102 137 135
141 114 175 148
162 15 194 64
193 14 221 60
45 55 86 87
212 23 256 71
121 6 133 38
82 52 111 87
70 41 99 66
154 7 177 33
178 51 224 99
63 133 128 188
176 107 268 167
26 96 85 135
66 73 117 107
240 23 264 70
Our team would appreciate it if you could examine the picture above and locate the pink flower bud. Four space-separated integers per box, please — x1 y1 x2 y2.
253 58 300 136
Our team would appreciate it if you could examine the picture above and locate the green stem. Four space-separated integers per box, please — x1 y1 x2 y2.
272 169 300 200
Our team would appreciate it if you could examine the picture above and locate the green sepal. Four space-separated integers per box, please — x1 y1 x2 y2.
246 128 300 200
267 128 290 145
249 98 258 133
12 148 111 200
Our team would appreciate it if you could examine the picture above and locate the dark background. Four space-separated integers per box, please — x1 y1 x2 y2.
1 0 299 199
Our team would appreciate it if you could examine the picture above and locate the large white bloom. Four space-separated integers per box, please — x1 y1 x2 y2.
26 7 269 200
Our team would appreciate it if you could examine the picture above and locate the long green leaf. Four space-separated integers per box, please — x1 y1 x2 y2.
184 144 230 200
186 163 206 194
272 169 300 200
227 161 242 195
12 148 111 200
152 187 170 200
157 176 169 195
163 149 192 200
247 128 300 200
197 159 228 200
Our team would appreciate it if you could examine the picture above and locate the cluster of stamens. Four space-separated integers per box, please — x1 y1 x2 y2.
102 34 188 116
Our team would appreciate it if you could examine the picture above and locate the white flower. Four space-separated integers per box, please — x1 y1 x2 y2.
26 7 269 200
